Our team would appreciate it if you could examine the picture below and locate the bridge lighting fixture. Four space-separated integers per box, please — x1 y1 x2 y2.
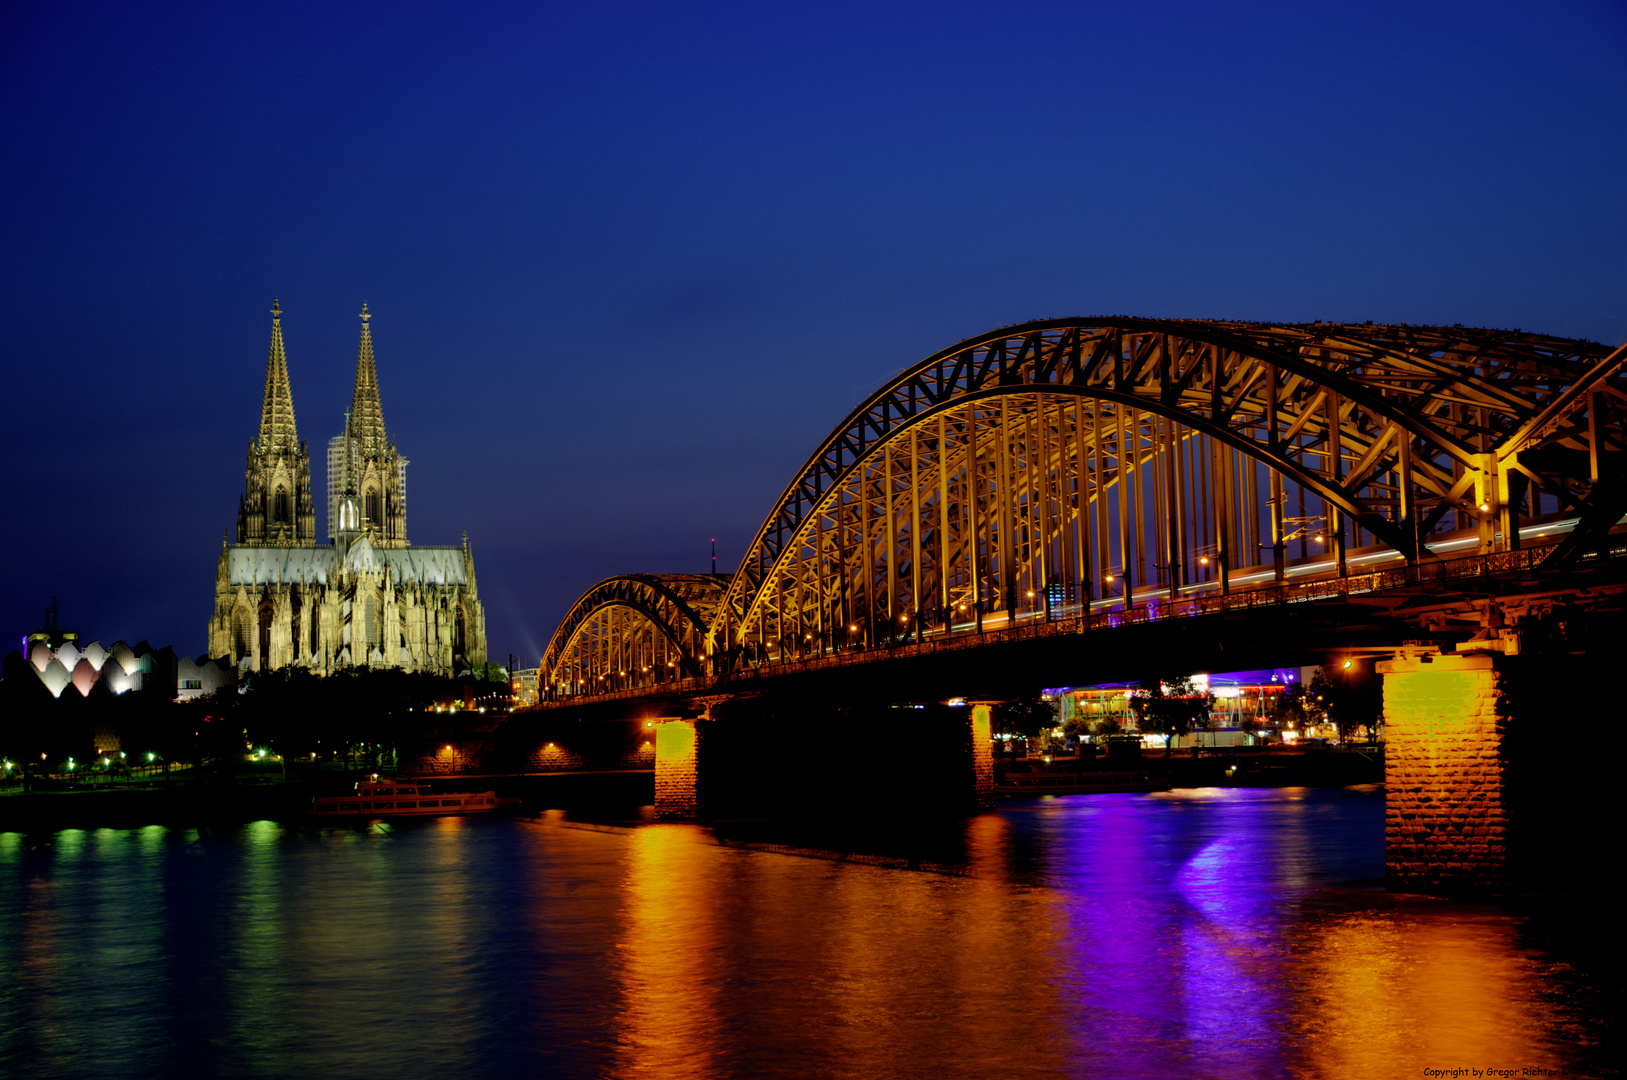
1314 534 1324 543
1199 556 1209 565
1342 660 1353 669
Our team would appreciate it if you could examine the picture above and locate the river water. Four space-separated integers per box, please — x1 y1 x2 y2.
0 786 1614 1079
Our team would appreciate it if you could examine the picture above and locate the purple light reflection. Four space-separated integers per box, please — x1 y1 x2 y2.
1021 788 1371 1078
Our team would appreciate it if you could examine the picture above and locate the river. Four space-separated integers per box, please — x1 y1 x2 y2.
0 786 1613 1078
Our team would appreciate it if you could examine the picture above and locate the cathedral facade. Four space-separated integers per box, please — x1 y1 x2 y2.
207 302 487 675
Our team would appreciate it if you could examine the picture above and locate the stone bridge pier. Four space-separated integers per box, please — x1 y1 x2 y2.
654 698 994 820
1380 631 1613 893
1379 651 1511 891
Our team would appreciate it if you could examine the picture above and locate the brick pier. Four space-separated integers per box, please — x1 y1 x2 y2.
654 719 699 819
1378 651 1508 891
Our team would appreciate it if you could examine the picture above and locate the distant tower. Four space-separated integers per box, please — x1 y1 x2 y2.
327 410 349 543
334 304 408 547
237 300 317 546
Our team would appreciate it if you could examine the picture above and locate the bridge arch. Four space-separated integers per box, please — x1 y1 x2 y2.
541 574 727 696
709 318 1622 664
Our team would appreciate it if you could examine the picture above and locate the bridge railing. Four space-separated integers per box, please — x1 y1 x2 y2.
539 542 1573 707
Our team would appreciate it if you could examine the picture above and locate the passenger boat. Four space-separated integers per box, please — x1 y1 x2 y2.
308 778 520 818
995 770 1172 797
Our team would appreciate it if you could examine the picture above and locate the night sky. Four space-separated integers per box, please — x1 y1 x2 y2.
3 1 1625 668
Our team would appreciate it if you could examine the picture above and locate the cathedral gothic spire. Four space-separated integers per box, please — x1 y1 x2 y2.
350 304 388 454
258 299 299 451
335 304 408 548
237 300 317 547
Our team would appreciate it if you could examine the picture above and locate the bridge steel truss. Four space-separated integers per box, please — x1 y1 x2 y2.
707 318 1624 674
541 573 727 697
540 318 1625 695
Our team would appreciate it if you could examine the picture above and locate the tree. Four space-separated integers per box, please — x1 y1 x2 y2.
993 695 1056 753
1063 714 1121 744
1061 715 1092 744
1307 662 1382 744
1130 676 1215 754
1268 681 1308 737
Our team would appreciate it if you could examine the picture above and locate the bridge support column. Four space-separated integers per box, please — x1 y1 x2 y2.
970 704 995 809
654 719 700 819
1378 651 1508 892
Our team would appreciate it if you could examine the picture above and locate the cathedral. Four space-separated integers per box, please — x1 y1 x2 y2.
207 301 487 675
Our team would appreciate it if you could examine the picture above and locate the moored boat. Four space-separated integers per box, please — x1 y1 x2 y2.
308 778 520 818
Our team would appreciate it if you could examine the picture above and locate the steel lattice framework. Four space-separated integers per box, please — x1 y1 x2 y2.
542 573 727 695
542 318 1626 695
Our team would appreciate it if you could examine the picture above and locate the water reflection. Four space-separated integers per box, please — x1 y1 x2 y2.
0 788 1610 1079
614 824 722 1079
1290 907 1577 1076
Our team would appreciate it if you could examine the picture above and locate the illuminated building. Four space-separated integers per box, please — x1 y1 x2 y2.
206 302 486 675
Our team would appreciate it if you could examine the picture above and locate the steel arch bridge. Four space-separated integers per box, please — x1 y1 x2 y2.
541 573 728 696
540 318 1626 699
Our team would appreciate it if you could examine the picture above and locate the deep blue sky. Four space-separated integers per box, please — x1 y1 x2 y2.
4 0 1625 667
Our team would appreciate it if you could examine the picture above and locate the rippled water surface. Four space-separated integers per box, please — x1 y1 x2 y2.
0 787 1614 1079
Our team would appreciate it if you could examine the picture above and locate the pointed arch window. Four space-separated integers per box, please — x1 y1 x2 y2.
365 489 380 525
274 485 290 524
258 602 274 667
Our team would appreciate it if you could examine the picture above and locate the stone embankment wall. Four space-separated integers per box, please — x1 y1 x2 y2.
401 717 656 777
526 734 655 774
1379 652 1507 891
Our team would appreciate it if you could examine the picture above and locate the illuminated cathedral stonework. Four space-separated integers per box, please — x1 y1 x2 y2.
208 302 487 675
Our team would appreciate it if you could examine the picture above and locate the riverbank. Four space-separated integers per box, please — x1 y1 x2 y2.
0 770 658 832
0 750 1381 831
